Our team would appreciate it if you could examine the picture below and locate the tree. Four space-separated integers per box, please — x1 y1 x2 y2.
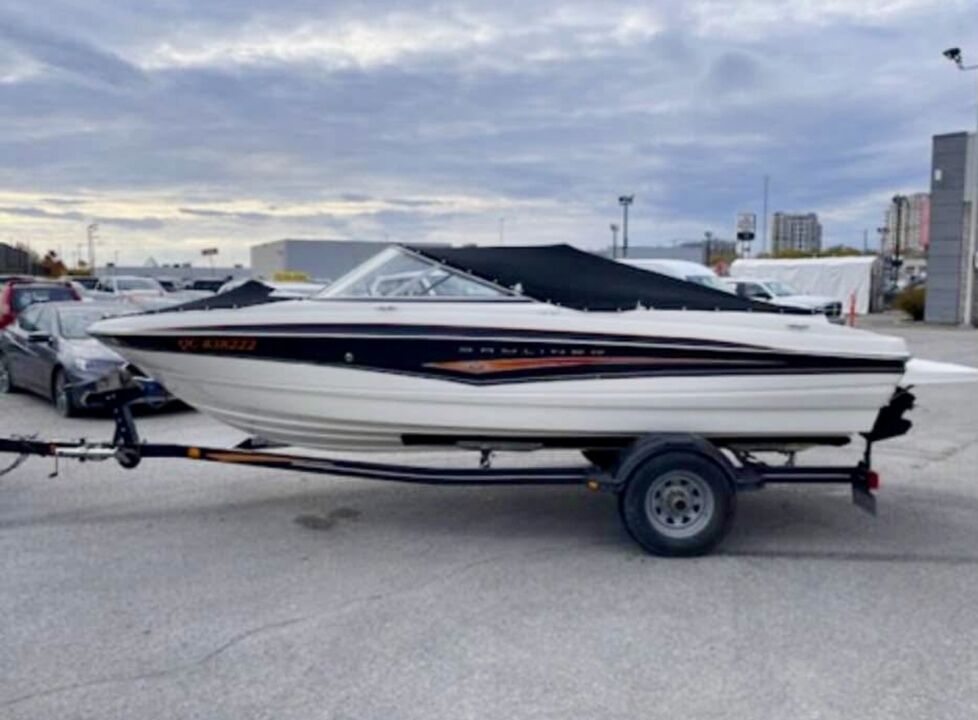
769 246 871 260
819 245 864 257
40 250 67 277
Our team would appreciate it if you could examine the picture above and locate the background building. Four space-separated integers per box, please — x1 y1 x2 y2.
771 212 822 254
0 242 33 274
96 263 250 283
250 239 393 281
883 193 930 255
926 131 976 325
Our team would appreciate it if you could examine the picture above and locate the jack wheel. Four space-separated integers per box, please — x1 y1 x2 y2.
116 448 141 469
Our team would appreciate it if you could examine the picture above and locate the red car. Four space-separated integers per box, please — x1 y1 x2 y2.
0 279 81 329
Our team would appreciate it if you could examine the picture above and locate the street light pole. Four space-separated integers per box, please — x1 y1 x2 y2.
892 194 905 291
610 223 619 259
618 195 634 258
943 47 978 326
761 175 770 256
86 222 98 273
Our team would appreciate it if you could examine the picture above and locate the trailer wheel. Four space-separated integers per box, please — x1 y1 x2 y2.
619 451 734 557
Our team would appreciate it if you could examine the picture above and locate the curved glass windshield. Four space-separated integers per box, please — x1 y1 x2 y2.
321 247 515 299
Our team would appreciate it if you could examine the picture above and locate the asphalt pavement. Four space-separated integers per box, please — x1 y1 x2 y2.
1 318 978 719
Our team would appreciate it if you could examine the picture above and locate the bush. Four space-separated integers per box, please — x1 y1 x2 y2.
894 285 925 321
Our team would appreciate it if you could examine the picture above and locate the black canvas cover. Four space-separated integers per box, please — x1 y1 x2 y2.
409 244 808 313
156 280 288 313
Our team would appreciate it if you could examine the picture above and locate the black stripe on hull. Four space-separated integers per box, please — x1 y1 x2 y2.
400 434 853 449
96 326 907 385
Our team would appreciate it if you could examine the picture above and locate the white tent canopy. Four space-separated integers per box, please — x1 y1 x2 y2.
730 256 882 314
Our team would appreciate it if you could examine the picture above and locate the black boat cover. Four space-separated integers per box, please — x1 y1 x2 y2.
154 280 288 313
408 244 809 313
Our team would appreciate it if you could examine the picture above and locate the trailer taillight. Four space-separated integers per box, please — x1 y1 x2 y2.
867 470 880 490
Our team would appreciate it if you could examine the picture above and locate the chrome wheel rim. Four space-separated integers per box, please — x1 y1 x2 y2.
644 470 715 539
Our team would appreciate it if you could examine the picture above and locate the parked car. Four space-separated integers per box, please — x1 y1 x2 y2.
154 276 195 292
0 279 81 329
70 276 100 290
724 278 842 319
0 274 35 285
189 278 226 292
0 301 167 416
621 259 735 293
95 275 167 298
65 280 95 301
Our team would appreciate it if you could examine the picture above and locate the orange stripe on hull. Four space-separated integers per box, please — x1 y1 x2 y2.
424 356 762 375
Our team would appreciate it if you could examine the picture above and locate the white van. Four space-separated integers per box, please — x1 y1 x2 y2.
620 259 733 293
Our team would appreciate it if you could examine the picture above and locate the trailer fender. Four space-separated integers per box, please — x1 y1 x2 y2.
610 434 738 492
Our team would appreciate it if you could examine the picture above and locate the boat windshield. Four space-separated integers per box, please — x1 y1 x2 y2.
320 247 516 299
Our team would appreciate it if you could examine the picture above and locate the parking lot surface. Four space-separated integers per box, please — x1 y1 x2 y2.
2 319 978 719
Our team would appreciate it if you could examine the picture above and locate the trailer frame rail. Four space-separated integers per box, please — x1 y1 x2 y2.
0 382 910 555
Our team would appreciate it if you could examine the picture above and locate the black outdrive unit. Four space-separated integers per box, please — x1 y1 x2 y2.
0 383 911 557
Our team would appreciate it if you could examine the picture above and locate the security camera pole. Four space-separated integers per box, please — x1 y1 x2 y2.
201 247 219 276
618 195 634 258
736 212 756 259
943 47 978 326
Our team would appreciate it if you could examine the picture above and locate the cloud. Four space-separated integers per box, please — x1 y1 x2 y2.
139 15 500 71
0 11 144 86
0 0 973 264
0 204 164 229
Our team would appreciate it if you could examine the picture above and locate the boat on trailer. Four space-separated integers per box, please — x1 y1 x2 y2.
87 244 973 454
1 244 973 556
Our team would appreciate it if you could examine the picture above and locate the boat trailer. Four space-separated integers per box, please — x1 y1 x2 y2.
0 384 914 556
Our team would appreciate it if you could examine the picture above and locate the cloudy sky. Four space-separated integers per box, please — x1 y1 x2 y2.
0 0 975 267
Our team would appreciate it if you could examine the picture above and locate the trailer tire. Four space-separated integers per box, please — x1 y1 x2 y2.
619 450 734 557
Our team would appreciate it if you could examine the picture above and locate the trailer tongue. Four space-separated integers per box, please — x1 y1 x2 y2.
0 381 912 557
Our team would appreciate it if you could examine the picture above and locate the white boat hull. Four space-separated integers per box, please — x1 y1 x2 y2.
90 299 968 451
120 347 903 451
